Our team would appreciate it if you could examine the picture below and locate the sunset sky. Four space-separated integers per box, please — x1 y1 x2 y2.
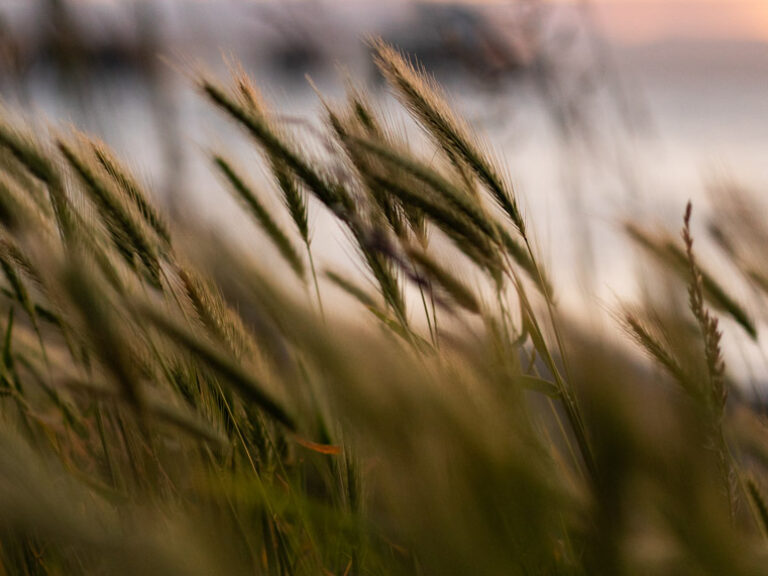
456 0 768 43
33 0 768 45
585 1 768 43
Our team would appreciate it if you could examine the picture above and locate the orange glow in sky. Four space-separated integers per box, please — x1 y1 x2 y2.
426 0 768 43
533 0 768 44
71 0 768 44
594 1 768 44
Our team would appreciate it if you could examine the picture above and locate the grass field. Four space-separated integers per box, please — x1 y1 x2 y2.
0 41 767 575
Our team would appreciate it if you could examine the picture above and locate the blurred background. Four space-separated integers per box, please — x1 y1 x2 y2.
0 0 767 336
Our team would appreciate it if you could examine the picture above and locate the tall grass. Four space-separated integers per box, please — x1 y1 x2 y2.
0 42 765 575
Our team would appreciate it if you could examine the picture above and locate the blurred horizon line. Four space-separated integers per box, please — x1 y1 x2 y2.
3 0 765 45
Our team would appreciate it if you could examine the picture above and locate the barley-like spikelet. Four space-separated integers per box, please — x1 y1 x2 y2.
0 120 74 240
620 309 690 392
351 96 382 137
89 139 172 248
0 230 84 359
213 155 305 280
626 222 756 339
57 138 162 289
329 210 408 325
137 299 297 431
681 203 726 412
0 233 44 292
342 129 502 281
681 202 737 517
214 78 408 322
343 78 383 138
0 174 42 232
406 246 480 314
347 136 498 241
368 173 502 279
665 231 753 340
356 233 407 326
201 78 351 218
371 39 525 234
0 146 52 215
325 103 410 239
230 63 267 114
271 158 309 244
177 264 256 360
230 71 311 244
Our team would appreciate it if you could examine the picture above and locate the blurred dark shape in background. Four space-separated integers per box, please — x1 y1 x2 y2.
374 3 536 84
0 1 539 84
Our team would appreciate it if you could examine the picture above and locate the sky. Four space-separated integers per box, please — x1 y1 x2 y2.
27 0 768 45
456 0 768 43
586 1 768 43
